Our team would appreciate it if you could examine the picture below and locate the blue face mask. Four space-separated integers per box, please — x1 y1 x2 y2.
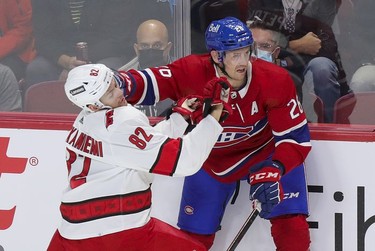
256 48 273 63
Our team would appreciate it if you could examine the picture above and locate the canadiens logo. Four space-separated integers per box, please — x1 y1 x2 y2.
184 205 194 215
215 125 254 148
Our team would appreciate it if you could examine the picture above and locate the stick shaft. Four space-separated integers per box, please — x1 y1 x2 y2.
226 208 259 251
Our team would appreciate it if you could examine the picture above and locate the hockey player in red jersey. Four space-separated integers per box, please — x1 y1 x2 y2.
121 17 312 250
47 63 232 251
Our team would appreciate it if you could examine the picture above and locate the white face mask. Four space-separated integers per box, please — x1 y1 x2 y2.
256 48 273 63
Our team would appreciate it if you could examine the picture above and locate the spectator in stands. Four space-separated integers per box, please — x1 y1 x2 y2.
248 17 304 101
248 17 323 122
247 0 351 123
121 19 173 71
119 19 173 116
0 0 36 81
0 64 22 111
25 0 172 93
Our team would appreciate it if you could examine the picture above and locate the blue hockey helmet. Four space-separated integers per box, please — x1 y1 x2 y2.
205 17 253 53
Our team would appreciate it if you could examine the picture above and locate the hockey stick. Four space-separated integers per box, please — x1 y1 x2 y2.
226 207 260 251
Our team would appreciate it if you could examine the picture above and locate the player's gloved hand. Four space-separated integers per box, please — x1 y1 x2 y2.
114 70 134 98
248 160 284 219
202 77 233 122
166 95 204 125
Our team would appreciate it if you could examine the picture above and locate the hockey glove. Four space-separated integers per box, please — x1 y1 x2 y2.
202 77 233 122
248 160 284 219
114 70 134 99
166 95 204 125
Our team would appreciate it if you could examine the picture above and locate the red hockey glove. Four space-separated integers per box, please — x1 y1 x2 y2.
114 70 134 99
166 95 204 125
248 160 284 219
202 77 232 122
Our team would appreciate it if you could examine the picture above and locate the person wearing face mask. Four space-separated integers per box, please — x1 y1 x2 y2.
120 19 173 71
119 19 173 116
256 46 277 63
249 18 304 102
248 18 283 64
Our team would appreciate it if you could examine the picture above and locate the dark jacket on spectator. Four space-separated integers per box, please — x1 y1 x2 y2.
247 0 349 95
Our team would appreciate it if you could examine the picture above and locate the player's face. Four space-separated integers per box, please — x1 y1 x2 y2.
223 46 250 82
100 79 127 108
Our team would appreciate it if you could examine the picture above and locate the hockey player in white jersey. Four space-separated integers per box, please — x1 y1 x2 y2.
47 64 231 251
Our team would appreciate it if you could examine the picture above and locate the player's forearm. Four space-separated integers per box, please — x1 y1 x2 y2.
272 140 311 174
121 70 147 105
153 113 188 138
174 116 223 177
209 104 224 121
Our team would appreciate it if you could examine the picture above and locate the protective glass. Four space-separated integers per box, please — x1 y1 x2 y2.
138 49 165 68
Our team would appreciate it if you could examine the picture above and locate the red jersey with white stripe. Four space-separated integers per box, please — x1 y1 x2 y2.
59 105 222 239
125 54 312 183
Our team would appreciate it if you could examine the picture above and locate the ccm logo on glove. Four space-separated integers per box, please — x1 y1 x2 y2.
248 160 285 219
249 168 281 184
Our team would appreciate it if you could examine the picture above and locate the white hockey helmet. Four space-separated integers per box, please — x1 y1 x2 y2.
65 64 114 112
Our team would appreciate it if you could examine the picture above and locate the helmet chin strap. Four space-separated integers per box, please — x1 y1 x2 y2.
214 60 233 80
85 101 112 112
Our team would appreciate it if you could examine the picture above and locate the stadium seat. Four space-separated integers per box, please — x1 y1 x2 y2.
310 92 325 123
333 92 375 124
23 80 81 114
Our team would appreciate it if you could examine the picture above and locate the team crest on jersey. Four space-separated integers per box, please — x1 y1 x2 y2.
215 125 254 148
184 205 194 215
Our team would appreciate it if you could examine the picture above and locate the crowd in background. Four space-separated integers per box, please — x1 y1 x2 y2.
0 0 374 124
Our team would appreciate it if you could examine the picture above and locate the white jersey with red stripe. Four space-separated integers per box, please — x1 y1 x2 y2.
58 104 223 240
124 54 312 183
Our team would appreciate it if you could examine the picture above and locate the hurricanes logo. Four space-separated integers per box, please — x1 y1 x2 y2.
0 137 28 230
